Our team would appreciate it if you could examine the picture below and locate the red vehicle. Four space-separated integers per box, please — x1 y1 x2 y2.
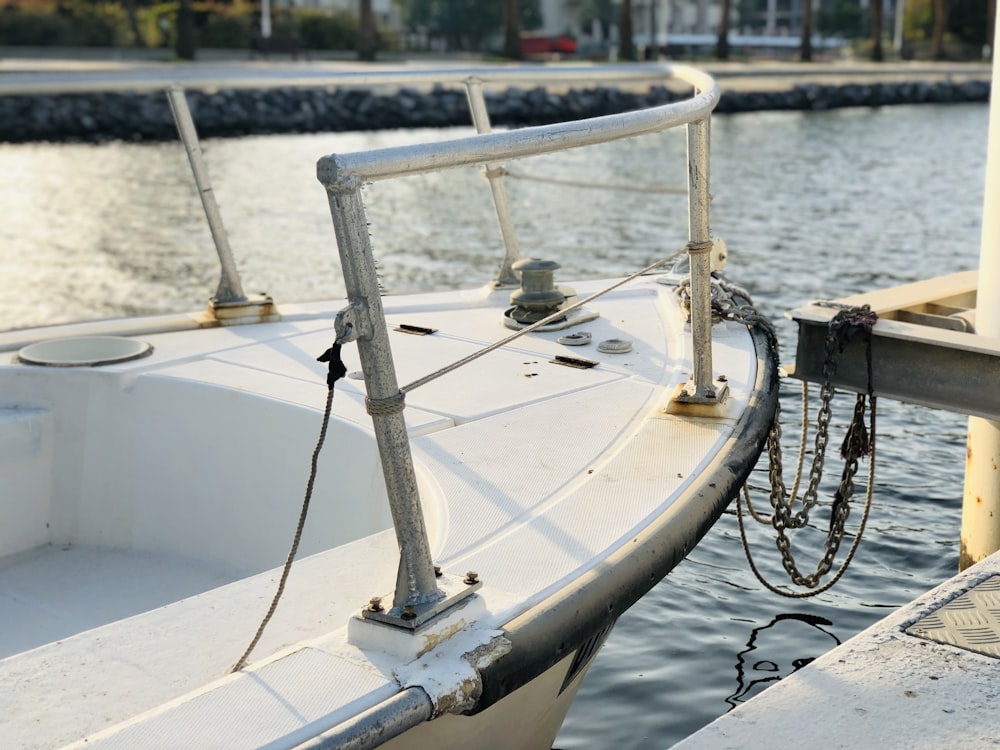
520 34 578 57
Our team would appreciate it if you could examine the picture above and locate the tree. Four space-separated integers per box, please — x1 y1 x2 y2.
986 0 995 58
872 0 884 60
931 0 948 57
503 0 522 58
948 0 992 52
620 0 635 59
122 0 147 47
817 0 864 38
359 0 376 60
800 0 813 60
904 0 988 53
578 0 615 37
176 0 195 60
398 0 540 52
716 0 731 58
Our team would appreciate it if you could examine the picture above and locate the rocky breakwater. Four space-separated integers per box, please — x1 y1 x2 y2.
0 76 990 143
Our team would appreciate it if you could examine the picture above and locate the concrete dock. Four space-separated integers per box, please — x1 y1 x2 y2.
673 550 1000 749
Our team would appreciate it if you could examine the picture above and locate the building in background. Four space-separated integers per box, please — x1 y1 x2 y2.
315 0 863 56
534 0 857 57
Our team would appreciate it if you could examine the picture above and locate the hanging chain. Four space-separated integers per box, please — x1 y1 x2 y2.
694 278 880 597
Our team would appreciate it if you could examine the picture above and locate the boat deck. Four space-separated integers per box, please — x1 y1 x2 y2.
0 544 237 659
0 274 772 749
673 550 1000 749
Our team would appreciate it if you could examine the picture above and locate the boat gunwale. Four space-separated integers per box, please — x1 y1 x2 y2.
471 318 779 712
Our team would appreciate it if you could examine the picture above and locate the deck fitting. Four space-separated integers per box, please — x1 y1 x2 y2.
906 575 1000 658
362 572 482 631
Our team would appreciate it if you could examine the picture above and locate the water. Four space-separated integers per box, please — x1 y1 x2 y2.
1 102 988 747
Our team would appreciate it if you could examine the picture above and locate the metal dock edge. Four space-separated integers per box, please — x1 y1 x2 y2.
788 270 1000 421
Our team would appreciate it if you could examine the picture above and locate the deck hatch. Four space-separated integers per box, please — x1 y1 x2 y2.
905 575 1000 659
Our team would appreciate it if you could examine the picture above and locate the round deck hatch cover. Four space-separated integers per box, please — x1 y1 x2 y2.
597 338 633 354
17 336 153 367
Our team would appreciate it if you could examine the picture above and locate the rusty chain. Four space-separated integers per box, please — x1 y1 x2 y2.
706 280 879 598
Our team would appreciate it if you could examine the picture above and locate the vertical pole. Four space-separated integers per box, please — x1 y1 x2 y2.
167 86 247 304
766 0 777 34
650 0 656 54
685 115 716 400
960 9 1000 571
893 0 906 52
261 0 271 38
464 77 521 287
327 186 442 609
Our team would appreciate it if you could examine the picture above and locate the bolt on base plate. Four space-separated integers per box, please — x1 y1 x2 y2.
361 571 483 630
664 377 732 417
674 377 730 404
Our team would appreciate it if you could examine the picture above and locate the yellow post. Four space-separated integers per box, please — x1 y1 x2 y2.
960 18 1000 571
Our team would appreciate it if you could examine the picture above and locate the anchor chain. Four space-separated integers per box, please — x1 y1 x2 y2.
701 279 879 598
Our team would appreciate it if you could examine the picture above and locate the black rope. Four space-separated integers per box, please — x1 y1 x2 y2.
231 343 347 673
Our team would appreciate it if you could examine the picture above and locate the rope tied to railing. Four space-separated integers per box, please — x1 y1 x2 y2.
366 391 406 416
231 343 347 673
721 287 879 598
686 239 715 255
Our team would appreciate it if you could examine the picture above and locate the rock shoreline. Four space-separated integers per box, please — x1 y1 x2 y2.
0 77 990 143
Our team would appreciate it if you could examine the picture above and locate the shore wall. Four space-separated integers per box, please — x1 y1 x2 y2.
0 77 990 143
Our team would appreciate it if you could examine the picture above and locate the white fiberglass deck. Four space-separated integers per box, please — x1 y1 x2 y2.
0 275 762 749
674 552 1000 750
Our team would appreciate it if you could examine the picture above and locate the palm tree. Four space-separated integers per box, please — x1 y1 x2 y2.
800 0 813 61
175 0 195 60
503 0 523 59
359 0 377 61
871 0 884 61
716 0 731 59
620 0 635 59
931 0 948 59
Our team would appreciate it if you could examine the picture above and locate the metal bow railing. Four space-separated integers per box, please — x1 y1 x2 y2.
316 62 722 628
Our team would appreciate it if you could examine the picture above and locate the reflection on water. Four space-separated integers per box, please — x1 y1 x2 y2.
2 103 990 748
726 613 841 707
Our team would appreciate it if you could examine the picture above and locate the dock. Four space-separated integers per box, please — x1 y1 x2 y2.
672 549 1000 749
788 270 1000 421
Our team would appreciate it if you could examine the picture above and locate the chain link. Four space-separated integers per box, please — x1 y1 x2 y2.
699 277 880 597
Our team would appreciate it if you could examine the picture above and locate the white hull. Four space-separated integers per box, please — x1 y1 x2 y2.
379 652 592 750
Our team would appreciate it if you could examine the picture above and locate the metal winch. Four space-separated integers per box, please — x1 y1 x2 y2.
502 257 601 331
507 258 566 324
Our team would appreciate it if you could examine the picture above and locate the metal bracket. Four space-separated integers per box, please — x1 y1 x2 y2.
334 299 373 344
362 572 482 631
208 293 278 324
674 376 730 405
665 376 732 416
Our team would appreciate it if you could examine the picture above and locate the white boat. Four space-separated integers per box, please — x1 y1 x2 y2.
0 64 778 749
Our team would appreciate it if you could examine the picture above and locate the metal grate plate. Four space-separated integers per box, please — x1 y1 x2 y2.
905 575 1000 659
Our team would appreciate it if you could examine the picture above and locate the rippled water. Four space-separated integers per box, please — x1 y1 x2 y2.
1 102 989 748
